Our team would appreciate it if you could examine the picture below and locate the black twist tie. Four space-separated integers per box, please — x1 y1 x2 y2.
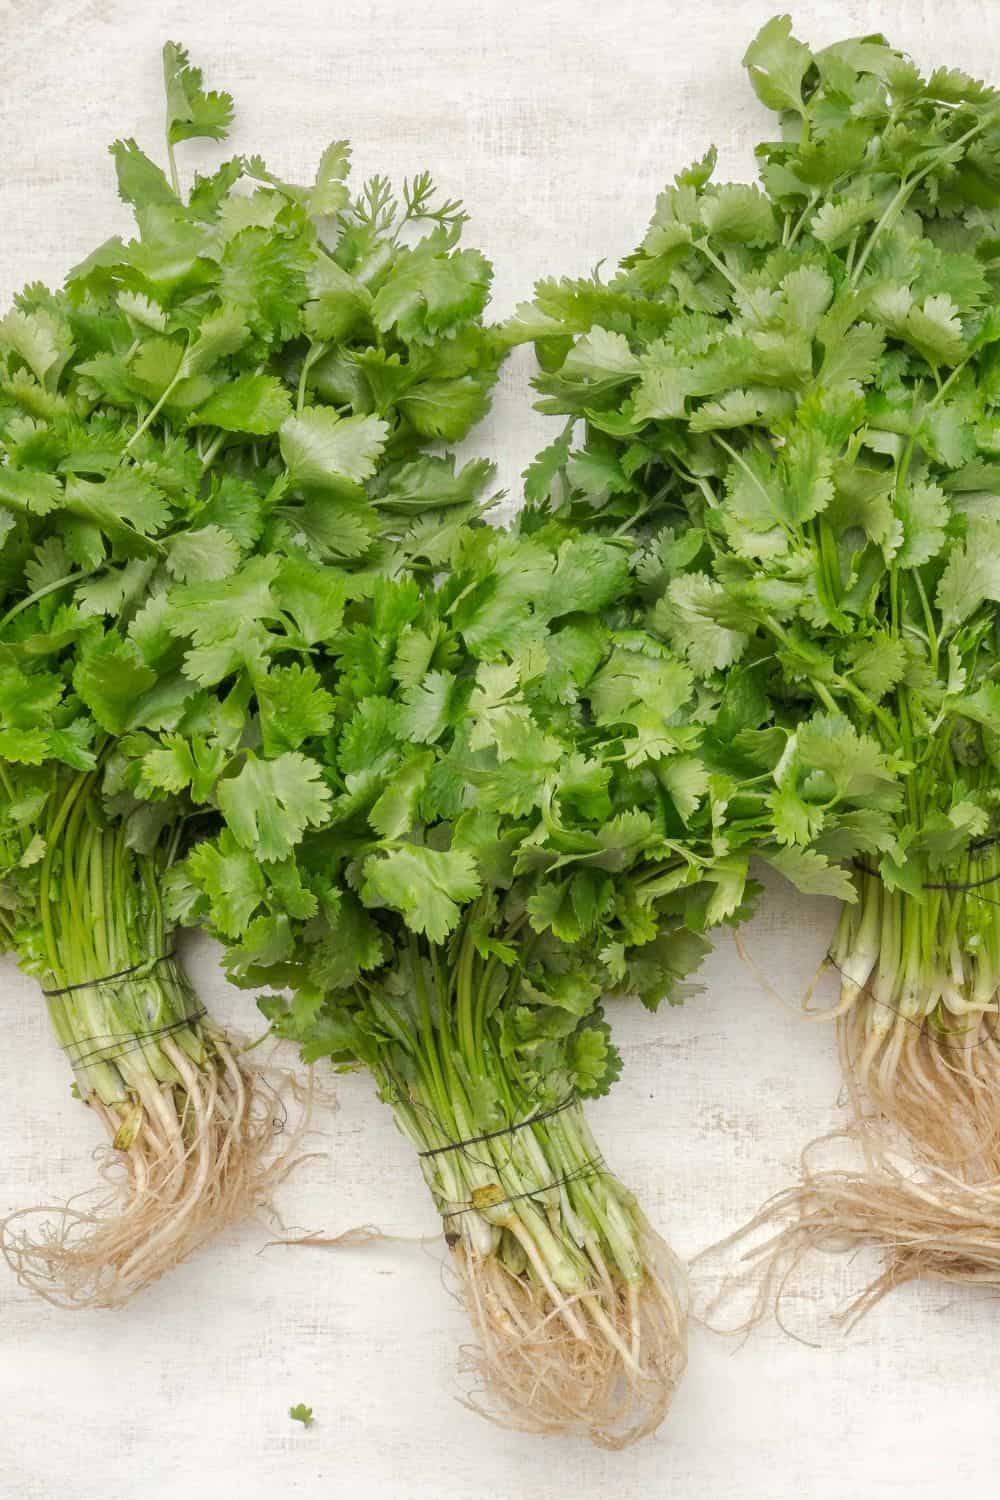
824 950 1000 1053
42 950 176 998
418 1094 577 1159
852 854 1000 899
61 1005 209 1071
440 1154 606 1222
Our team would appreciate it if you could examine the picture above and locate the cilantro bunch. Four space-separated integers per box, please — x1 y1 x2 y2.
511 17 1000 1306
178 505 731 1444
0 42 503 1308
174 373 894 1437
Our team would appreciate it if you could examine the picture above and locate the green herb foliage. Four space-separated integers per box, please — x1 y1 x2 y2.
0 40 503 1066
509 17 1000 1029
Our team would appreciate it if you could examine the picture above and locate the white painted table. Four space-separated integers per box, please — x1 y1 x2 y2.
2 3 997 1494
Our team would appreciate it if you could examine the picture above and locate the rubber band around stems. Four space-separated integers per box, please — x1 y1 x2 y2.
852 854 1000 897
822 951 1000 1053
61 1006 210 1072
414 1094 601 1233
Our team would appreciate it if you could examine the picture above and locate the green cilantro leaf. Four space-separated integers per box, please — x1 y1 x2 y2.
163 42 235 144
218 752 332 863
362 845 481 943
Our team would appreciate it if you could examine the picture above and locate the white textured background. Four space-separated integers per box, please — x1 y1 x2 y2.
2 2 998 1495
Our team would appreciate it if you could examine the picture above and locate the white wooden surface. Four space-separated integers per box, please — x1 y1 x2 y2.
2 2 998 1494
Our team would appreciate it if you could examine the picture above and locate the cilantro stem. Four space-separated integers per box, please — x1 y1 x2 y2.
913 571 939 674
455 917 478 1070
844 233 859 280
694 240 753 310
126 364 187 453
0 569 97 632
409 935 450 1107
925 353 972 411
611 501 652 538
850 112 1000 288
297 343 328 415
166 140 181 199
783 192 820 250
200 429 227 469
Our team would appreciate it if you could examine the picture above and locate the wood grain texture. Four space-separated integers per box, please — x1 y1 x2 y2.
1 2 997 1494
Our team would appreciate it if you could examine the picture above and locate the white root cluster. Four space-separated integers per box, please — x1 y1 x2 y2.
453 1214 687 1448
707 974 1000 1330
2 1032 306 1309
787 1006 1000 1304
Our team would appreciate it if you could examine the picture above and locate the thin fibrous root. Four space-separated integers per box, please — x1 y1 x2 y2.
698 1139 1000 1339
452 1219 687 1449
841 1006 1000 1175
1 1034 312 1309
699 1008 1000 1333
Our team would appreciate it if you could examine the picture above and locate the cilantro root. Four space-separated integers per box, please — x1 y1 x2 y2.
2 1022 298 1309
451 1143 687 1446
0 776 303 1309
722 859 1000 1315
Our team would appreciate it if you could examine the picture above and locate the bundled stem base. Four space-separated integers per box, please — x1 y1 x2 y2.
394 1065 687 1446
342 928 688 1443
4 781 306 1309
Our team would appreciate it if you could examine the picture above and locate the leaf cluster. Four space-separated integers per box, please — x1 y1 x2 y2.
507 16 1000 920
0 44 504 974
